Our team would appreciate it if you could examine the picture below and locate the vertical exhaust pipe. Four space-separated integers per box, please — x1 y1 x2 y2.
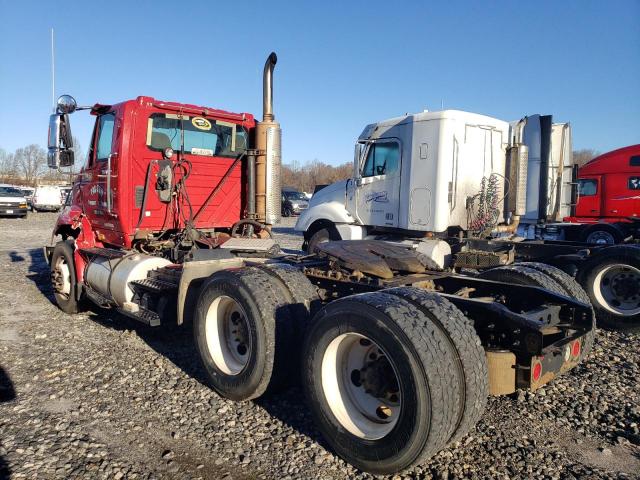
263 52 277 122
255 52 281 225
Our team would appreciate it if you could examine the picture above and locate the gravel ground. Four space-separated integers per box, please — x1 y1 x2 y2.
0 213 639 480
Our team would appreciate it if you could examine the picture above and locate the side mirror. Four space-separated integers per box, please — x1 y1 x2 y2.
353 143 364 176
47 113 75 169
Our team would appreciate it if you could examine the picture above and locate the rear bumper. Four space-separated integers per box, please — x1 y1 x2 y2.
487 332 588 395
521 335 585 390
0 206 28 216
33 205 60 212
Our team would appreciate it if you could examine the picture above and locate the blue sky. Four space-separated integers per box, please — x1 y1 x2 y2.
0 0 638 165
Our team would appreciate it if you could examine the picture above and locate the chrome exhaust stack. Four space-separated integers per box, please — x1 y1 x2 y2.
255 52 281 225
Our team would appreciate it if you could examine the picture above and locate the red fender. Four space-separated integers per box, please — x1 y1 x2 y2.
52 206 103 283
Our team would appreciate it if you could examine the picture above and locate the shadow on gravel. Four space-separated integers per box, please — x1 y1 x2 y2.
85 308 329 452
24 248 57 307
88 309 212 386
9 251 24 262
0 366 16 479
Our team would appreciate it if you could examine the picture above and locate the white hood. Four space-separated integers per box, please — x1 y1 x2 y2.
295 180 355 232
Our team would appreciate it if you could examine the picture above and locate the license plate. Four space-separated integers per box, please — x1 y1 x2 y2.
6 210 13 214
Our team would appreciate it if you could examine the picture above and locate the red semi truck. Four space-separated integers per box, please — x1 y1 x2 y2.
563 144 640 244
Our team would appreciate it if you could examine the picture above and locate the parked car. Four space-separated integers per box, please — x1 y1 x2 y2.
281 189 309 216
19 186 35 207
32 185 63 212
59 186 72 204
0 185 28 218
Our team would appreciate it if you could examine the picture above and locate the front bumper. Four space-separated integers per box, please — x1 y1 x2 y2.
0 205 28 216
291 206 308 215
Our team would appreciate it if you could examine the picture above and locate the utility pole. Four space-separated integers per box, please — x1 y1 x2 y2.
51 28 55 113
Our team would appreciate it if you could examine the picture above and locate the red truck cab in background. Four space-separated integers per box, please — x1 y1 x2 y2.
563 145 640 244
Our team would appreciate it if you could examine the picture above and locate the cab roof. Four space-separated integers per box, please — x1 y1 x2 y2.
91 96 255 124
580 144 640 176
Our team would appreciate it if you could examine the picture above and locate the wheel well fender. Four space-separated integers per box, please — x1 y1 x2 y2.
304 219 340 241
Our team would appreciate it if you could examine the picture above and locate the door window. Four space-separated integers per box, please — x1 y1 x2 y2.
629 177 640 190
361 141 400 177
96 113 115 161
578 179 597 196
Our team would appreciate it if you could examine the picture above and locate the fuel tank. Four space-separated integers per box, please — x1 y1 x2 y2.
85 254 171 306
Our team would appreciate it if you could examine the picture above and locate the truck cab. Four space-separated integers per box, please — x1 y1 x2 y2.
52 96 254 250
296 110 512 251
562 145 640 243
571 145 640 220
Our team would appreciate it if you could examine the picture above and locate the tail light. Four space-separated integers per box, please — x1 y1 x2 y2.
571 339 581 358
532 361 542 382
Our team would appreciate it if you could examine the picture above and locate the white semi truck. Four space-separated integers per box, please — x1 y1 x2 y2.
296 110 640 331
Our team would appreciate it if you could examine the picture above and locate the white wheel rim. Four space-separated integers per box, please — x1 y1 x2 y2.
52 257 71 297
205 295 251 375
586 230 615 245
593 264 640 316
321 333 401 440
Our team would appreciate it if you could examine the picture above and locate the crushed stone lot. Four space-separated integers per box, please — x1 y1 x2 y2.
0 212 639 480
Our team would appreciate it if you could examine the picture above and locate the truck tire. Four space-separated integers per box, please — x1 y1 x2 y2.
580 224 624 245
194 267 295 401
516 262 596 361
50 239 81 314
384 287 488 444
479 264 565 293
255 263 320 326
254 263 319 381
301 291 460 474
577 246 640 333
306 224 341 254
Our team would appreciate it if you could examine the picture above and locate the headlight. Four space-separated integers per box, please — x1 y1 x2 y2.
19 203 27 208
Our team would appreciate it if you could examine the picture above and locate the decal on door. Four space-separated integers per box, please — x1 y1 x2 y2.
365 191 389 203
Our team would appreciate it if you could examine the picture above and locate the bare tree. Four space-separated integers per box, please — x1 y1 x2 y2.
573 149 599 167
282 159 353 193
0 148 18 182
14 144 47 185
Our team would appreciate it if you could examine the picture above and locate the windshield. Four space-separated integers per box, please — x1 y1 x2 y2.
284 191 306 200
0 186 24 196
146 113 248 158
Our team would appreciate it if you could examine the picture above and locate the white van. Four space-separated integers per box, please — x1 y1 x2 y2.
0 184 28 217
32 185 63 212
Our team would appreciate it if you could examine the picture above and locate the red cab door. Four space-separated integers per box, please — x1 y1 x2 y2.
80 111 119 241
603 173 640 219
575 176 601 218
